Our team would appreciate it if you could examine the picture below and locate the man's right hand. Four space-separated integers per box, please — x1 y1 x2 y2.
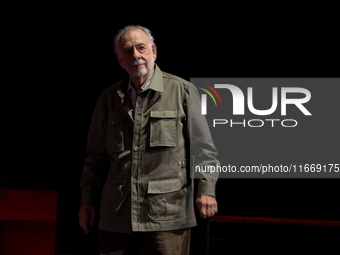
78 205 97 234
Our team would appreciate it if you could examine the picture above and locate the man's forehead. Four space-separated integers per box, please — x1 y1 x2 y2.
120 29 150 45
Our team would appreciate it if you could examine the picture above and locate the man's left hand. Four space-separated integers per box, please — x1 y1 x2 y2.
195 195 218 219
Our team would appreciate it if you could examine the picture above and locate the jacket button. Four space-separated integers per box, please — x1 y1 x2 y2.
132 179 138 185
134 146 139 152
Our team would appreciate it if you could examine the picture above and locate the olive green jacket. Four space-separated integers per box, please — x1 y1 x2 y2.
80 64 218 233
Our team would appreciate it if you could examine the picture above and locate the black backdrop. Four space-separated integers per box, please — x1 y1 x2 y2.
2 17 339 254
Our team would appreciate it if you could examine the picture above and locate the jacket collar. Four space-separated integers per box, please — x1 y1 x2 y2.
116 63 164 119
117 63 164 97
146 63 164 93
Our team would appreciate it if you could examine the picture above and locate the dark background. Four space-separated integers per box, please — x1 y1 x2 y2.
2 17 339 254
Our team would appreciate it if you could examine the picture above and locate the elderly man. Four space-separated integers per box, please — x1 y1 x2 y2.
79 25 219 255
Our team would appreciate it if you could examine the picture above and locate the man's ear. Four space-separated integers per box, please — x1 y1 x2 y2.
152 43 157 61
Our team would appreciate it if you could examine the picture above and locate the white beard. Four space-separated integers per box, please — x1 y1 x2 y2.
129 58 154 78
131 65 148 77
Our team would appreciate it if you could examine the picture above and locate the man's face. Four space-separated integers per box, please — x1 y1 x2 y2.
116 29 157 79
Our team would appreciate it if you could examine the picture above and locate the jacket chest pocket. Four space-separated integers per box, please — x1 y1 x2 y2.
106 116 125 153
149 110 177 147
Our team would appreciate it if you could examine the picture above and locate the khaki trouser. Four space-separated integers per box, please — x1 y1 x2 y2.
98 228 191 255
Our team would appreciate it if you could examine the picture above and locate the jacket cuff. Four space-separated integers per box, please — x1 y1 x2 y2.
196 178 217 197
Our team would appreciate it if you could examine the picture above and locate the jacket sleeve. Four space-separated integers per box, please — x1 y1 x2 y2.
184 83 219 197
79 93 110 206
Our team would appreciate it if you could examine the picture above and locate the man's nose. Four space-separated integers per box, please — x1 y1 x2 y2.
133 47 141 59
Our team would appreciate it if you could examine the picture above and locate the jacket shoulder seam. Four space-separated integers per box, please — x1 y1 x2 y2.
162 72 191 88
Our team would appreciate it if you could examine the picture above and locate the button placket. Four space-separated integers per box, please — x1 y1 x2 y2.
130 92 145 229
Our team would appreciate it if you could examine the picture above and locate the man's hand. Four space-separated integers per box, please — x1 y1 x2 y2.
195 195 218 219
78 205 97 234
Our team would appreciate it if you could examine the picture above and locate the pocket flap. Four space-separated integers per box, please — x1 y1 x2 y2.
150 110 177 118
148 178 182 194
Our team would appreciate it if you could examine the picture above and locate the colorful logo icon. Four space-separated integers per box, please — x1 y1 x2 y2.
196 82 222 115
196 82 223 106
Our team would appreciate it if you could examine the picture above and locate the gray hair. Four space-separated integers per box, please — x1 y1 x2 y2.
113 25 155 55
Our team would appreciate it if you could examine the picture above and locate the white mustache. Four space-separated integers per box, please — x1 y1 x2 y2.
130 60 146 67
